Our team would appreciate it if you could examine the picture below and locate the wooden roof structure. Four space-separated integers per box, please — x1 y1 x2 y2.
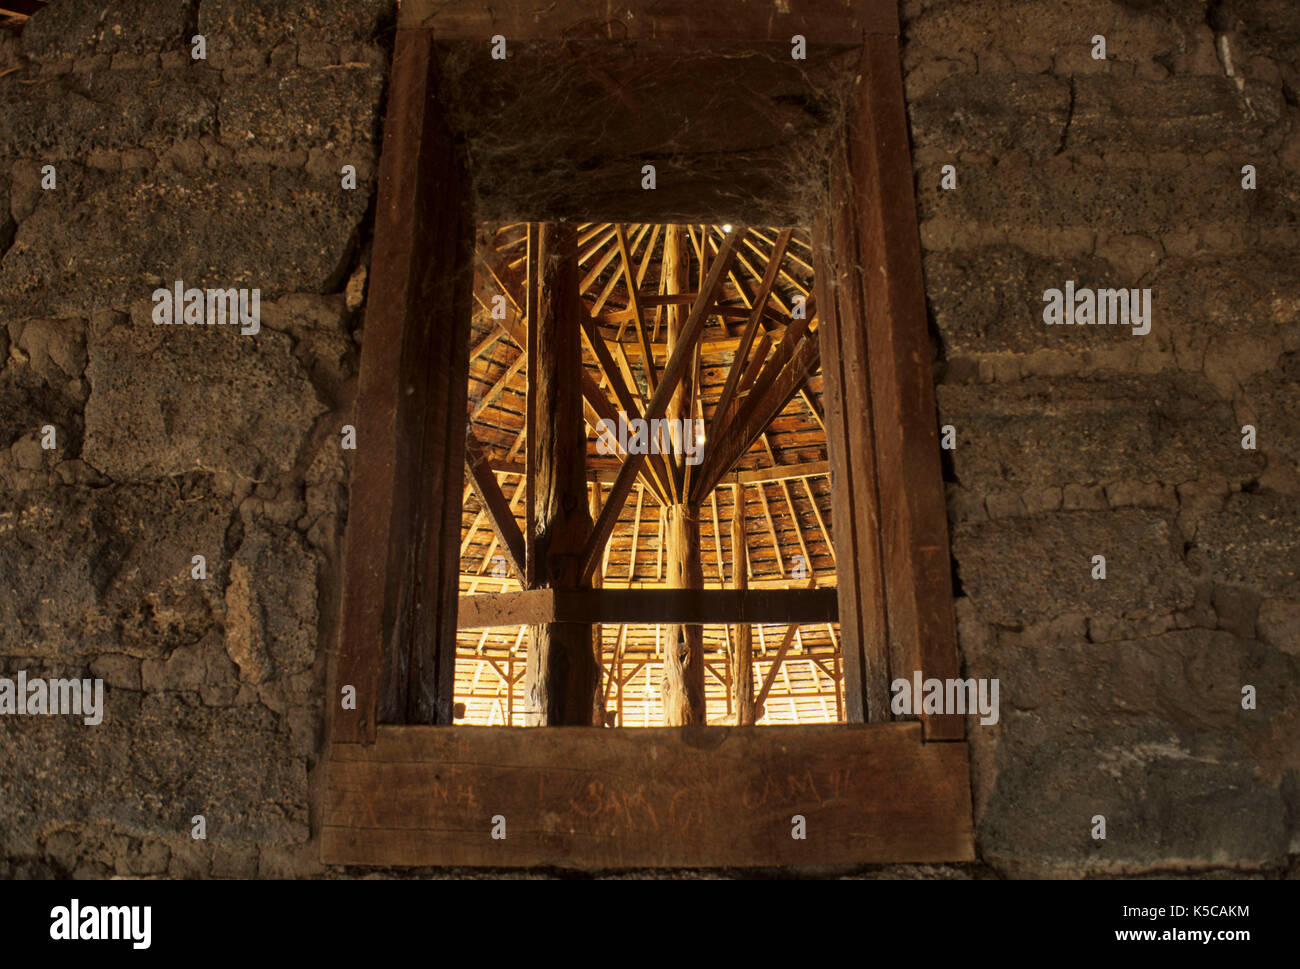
456 221 841 726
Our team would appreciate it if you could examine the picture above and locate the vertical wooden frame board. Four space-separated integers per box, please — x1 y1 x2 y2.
842 35 964 740
815 194 891 725
332 29 475 743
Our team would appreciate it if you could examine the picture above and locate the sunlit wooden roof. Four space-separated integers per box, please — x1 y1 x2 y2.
457 222 840 726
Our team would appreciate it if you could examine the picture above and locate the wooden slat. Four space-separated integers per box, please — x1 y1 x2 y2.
323 723 974 868
524 224 540 588
814 204 879 724
731 481 755 725
333 30 471 741
848 35 963 740
458 588 839 628
578 312 674 501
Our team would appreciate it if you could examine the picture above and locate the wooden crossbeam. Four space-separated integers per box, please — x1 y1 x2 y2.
457 587 838 628
581 388 668 504
486 457 831 486
324 722 974 869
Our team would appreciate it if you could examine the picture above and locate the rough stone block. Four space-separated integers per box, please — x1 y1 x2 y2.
1232 0 1300 66
0 171 12 250
0 167 370 318
0 485 229 659
967 626 1277 730
1151 250 1300 341
1069 75 1280 152
1258 597 1300 653
938 374 1262 491
22 0 198 61
1195 491 1300 595
975 722 1288 876
198 0 395 50
925 245 1135 356
1244 351 1300 474
0 319 88 482
223 523 318 684
953 509 1196 626
217 66 384 152
918 158 1251 236
83 314 325 481
0 694 310 848
909 73 1069 159
0 69 220 158
906 0 1208 72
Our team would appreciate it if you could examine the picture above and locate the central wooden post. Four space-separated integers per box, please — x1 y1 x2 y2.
524 222 598 725
661 225 706 725
731 479 755 725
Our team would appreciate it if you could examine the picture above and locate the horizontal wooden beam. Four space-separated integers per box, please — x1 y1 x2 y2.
400 0 898 37
737 460 830 484
458 588 839 628
323 723 974 868
485 458 830 485
457 573 838 593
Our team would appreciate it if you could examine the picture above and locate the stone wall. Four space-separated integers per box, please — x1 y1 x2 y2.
0 0 1295 878
0 0 388 879
907 0 1300 877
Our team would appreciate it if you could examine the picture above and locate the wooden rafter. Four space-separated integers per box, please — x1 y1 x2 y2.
690 328 820 503
579 227 745 583
713 228 792 429
463 428 526 581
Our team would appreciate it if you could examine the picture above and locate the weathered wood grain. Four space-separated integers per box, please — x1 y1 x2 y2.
847 35 963 740
333 29 471 742
458 588 841 627
525 223 599 725
400 0 899 37
323 723 974 868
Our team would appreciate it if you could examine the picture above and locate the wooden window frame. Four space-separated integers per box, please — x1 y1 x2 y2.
323 0 974 869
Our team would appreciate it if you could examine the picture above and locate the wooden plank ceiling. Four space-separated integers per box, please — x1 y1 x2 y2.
459 222 840 727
